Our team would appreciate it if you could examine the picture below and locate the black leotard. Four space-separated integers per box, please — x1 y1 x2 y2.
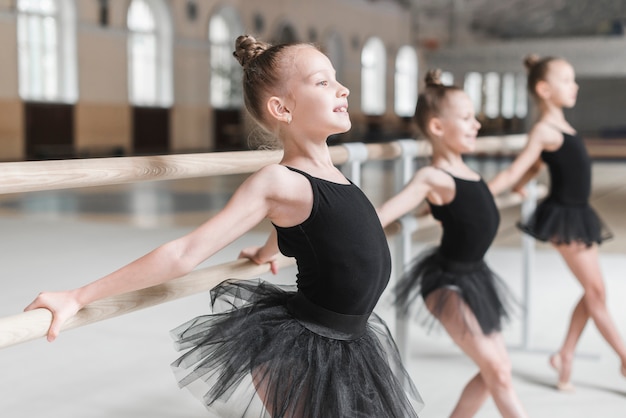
518 132 612 246
275 166 391 315
432 175 500 264
396 172 510 335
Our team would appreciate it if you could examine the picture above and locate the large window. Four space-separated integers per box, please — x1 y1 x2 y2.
17 0 77 102
209 6 243 109
394 46 418 117
361 37 386 115
464 72 483 115
127 0 172 107
501 72 516 118
484 72 500 118
515 73 528 118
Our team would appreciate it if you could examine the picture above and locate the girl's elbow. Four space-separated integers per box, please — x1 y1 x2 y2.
157 241 197 276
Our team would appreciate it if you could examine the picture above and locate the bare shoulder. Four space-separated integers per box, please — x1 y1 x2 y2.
528 122 563 150
247 164 311 202
417 166 454 188
413 166 455 205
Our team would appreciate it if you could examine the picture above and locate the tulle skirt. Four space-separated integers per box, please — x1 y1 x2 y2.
517 198 612 247
395 247 513 335
170 279 423 418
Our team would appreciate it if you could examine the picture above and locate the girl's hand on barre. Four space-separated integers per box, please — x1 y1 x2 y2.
239 246 279 275
512 184 529 198
24 290 82 342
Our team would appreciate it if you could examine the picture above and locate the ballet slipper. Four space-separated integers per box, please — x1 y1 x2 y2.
549 353 575 392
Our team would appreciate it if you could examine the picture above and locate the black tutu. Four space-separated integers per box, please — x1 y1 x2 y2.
517 198 612 247
395 247 514 335
171 279 423 418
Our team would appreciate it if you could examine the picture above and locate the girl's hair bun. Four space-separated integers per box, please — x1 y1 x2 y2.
233 35 270 68
524 53 541 71
424 69 443 87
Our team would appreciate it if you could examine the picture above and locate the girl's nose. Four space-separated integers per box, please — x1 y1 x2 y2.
338 84 349 98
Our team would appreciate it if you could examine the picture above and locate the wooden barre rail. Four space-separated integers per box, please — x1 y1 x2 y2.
0 135 526 195
0 255 297 349
0 184 547 350
0 135 532 349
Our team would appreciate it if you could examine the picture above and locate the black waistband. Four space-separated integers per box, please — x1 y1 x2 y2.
436 251 486 274
287 292 370 341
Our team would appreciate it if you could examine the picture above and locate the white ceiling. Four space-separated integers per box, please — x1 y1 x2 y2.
409 0 626 38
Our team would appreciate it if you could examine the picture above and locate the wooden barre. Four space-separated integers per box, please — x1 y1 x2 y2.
0 255 296 349
0 135 533 349
0 136 527 195
0 185 547 350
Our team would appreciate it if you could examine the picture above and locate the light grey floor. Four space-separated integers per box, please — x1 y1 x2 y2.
2 160 626 417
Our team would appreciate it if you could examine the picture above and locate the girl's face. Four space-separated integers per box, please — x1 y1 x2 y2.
284 47 350 139
437 91 481 153
542 60 579 108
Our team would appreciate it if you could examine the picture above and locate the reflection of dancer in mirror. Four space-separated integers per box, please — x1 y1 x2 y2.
489 54 626 391
378 70 528 418
25 35 423 417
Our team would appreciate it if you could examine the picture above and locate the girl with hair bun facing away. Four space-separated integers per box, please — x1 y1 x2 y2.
377 70 529 417
489 55 626 391
25 35 423 417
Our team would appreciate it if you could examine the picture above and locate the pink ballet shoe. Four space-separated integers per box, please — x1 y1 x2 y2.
549 353 575 392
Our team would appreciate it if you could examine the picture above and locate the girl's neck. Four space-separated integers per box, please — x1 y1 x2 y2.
431 147 465 170
280 138 334 170
538 103 567 124
538 106 575 132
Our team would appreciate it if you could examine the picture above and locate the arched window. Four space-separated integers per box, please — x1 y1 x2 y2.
464 72 483 115
440 71 454 86
209 6 243 109
515 73 528 118
484 72 500 118
17 0 77 102
361 37 386 115
501 72 516 118
127 0 172 107
394 45 418 117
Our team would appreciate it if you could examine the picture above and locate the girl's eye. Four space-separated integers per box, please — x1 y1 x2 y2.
318 80 328 87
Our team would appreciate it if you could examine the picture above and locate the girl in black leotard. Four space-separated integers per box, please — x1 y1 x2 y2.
378 70 529 418
489 55 626 391
25 36 422 417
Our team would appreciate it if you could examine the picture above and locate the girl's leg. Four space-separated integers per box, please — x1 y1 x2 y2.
448 372 489 418
556 243 626 374
427 290 529 418
252 364 307 418
549 295 588 390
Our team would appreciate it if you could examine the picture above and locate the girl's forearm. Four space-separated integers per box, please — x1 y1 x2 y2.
74 244 190 307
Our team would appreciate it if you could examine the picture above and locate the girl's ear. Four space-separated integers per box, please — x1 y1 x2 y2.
266 97 292 124
428 117 444 138
535 80 551 100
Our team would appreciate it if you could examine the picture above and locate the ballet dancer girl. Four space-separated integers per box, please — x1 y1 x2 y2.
377 70 528 418
25 35 422 417
488 54 626 391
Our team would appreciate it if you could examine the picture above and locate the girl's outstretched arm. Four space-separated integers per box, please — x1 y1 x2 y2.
377 167 437 228
488 129 547 196
24 164 293 341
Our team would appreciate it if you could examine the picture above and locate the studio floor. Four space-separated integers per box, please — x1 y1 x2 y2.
1 158 626 417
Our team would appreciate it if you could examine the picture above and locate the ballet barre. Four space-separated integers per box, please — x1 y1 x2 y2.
0 135 525 194
0 135 533 350
0 255 296 349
